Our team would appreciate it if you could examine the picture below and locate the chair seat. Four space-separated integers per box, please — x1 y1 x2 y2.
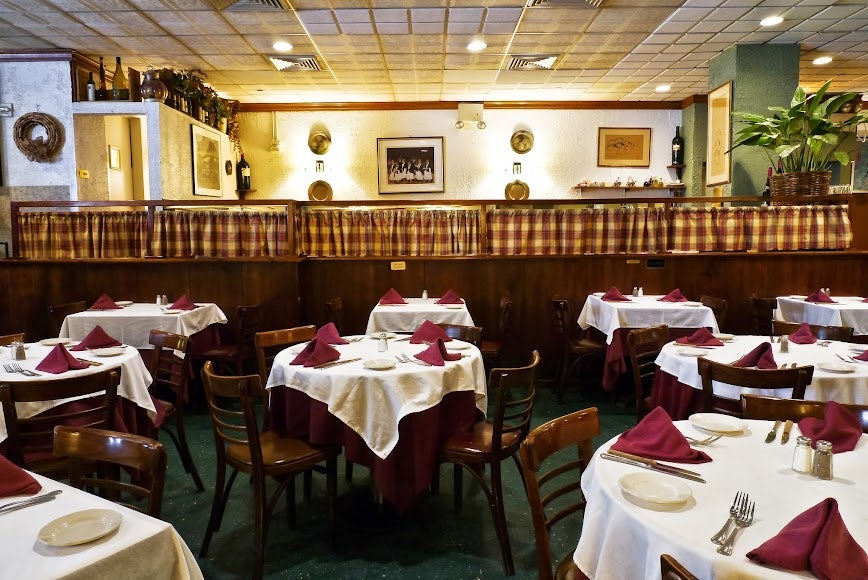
480 339 500 357
193 345 239 359
154 397 176 418
556 553 583 580
441 421 520 455
227 431 326 469
568 337 607 355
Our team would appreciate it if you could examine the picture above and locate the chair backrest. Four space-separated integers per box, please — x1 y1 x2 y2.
771 320 854 342
697 357 814 416
498 297 515 338
741 394 868 433
699 295 727 330
324 297 345 335
520 407 599 580
0 332 25 346
436 323 483 347
48 300 87 336
0 368 120 469
232 304 264 360
53 425 167 517
660 554 699 580
750 295 777 336
489 350 540 452
255 325 317 386
626 325 669 422
148 329 190 403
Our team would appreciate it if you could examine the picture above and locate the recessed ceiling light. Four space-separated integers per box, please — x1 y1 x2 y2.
813 56 833 65
760 16 783 27
467 39 487 52
272 40 293 52
655 84 671 93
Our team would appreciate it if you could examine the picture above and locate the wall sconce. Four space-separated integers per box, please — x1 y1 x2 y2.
315 160 325 172
513 162 522 175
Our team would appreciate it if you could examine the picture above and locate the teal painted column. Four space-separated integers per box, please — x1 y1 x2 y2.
707 44 800 197
681 101 706 197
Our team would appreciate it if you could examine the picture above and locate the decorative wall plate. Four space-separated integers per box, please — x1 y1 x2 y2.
505 180 530 200
308 180 333 201
308 130 331 155
510 130 534 154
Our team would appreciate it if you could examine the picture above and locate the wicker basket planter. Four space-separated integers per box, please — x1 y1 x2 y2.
769 171 832 197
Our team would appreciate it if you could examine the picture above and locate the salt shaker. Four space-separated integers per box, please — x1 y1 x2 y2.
378 333 388 352
780 334 789 353
791 436 813 473
422 289 428 300
638 286 644 297
156 294 163 305
811 440 834 480
11 341 26 361
632 286 638 297
162 294 168 306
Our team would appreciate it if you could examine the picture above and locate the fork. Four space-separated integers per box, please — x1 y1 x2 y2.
11 363 39 376
2 363 18 374
717 500 755 555
711 491 747 544
685 434 722 446
400 353 432 366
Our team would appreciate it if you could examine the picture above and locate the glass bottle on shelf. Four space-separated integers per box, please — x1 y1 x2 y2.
762 166 772 206
671 126 684 165
85 72 96 101
96 57 108 100
112 56 129 101
237 153 251 191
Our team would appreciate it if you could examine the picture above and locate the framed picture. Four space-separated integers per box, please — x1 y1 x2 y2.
706 81 732 186
108 145 121 170
597 127 651 167
377 137 444 194
851 141 868 193
191 125 223 197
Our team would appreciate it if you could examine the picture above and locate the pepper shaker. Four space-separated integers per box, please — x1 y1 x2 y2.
11 341 26 361
811 440 834 480
378 333 388 352
422 289 428 300
791 436 813 473
780 334 789 353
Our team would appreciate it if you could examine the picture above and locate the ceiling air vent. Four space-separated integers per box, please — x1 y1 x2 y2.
210 0 287 11
506 54 559 71
526 0 603 7
268 55 321 72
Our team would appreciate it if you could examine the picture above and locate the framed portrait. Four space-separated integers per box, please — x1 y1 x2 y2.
108 145 121 170
597 127 651 167
706 81 732 186
191 125 223 197
851 141 868 193
377 137 444 194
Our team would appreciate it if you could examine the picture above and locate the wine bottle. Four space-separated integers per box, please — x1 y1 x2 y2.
762 166 772 205
85 72 96 101
112 56 129 101
96 57 108 100
671 125 684 165
237 153 251 191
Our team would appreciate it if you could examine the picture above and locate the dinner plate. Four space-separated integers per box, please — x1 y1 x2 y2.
38 509 122 547
161 309 182 314
817 361 857 374
363 358 396 371
443 305 464 310
682 301 703 307
713 333 735 342
368 332 397 340
618 472 692 507
90 347 126 357
675 347 707 357
115 300 133 307
689 413 745 433
40 338 71 346
448 341 473 350
289 343 309 355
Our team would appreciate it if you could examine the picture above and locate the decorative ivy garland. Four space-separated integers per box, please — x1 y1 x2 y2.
13 112 63 162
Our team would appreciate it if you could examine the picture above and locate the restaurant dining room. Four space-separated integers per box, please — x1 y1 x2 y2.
1 1 868 579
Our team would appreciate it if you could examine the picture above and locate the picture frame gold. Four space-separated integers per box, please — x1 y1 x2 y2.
191 125 223 197
851 141 868 193
108 145 121 170
706 81 732 186
597 127 651 167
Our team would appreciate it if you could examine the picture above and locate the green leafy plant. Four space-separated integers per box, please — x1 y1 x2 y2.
732 80 868 173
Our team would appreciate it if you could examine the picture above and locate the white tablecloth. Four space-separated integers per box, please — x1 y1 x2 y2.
574 420 868 579
365 298 475 334
578 293 719 344
776 296 868 336
0 472 203 580
59 303 228 349
265 335 487 459
0 341 154 443
655 335 868 404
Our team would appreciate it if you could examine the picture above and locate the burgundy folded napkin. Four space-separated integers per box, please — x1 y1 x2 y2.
289 338 340 367
854 349 868 362
863 296 868 303
601 286 631 302
675 327 724 347
435 289 463 305
805 290 836 303
658 288 688 302
797 402 863 453
35 343 90 374
89 293 122 310
788 323 817 345
0 454 41 498
609 407 711 463
169 294 196 310
379 288 407 305
69 324 122 351
732 342 777 369
414 338 462 367
409 320 452 344
315 322 348 345
747 498 868 579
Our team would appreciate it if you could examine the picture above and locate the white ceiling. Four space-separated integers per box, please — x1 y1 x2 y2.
1 0 867 104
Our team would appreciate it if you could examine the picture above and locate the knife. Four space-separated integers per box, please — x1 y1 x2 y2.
313 357 362 369
601 453 706 483
764 420 782 443
606 449 703 477
780 420 794 444
0 489 62 515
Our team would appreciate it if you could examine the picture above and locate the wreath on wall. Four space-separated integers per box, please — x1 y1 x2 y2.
13 112 64 162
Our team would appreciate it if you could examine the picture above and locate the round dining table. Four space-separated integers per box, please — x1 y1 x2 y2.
365 298 476 334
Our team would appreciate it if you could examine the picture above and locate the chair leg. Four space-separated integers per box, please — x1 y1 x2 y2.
488 461 515 576
326 455 338 548
453 463 463 514
166 413 205 492
345 459 354 483
303 471 312 501
286 476 297 528
200 467 238 557
252 474 267 580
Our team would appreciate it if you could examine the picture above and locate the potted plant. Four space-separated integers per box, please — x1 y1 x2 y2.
731 80 868 195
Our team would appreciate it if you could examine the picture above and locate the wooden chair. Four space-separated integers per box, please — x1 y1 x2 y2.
199 361 338 580
699 295 727 331
626 325 669 422
0 332 25 345
481 296 515 368
0 368 119 475
324 297 345 335
436 323 483 347
53 425 167 517
254 325 317 390
740 394 868 433
520 407 599 580
190 304 263 375
148 329 204 492
750 295 777 336
552 298 607 401
771 320 854 342
438 350 540 575
48 300 87 336
697 357 814 416
660 554 699 580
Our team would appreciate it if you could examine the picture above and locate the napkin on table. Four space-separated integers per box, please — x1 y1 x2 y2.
797 401 863 453
169 294 196 310
435 289 463 304
378 288 407 305
315 322 348 345
414 338 462 367
0 455 41 497
601 287 631 302
289 338 340 367
732 342 777 369
35 343 90 374
409 320 451 344
805 290 836 303
788 323 817 345
609 407 711 463
89 293 122 310
69 324 122 351
658 288 688 302
854 349 868 362
675 327 724 347
747 498 868 579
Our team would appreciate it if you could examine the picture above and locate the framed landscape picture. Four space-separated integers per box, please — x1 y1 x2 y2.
706 81 732 186
377 137 444 194
851 141 868 193
597 127 651 167
191 125 223 197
